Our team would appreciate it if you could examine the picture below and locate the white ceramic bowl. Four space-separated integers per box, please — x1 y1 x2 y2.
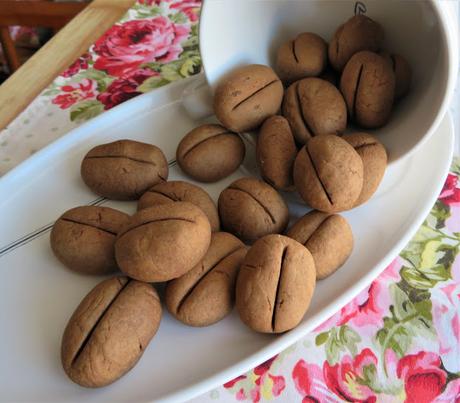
199 0 458 163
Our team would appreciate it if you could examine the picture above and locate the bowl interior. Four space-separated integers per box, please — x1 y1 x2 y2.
200 0 450 163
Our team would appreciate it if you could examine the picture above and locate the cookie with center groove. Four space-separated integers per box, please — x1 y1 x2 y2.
282 78 347 145
61 276 161 388
236 234 316 333
115 202 211 282
218 177 289 242
328 14 384 72
275 32 327 84
213 64 284 132
176 124 245 183
81 139 168 200
137 180 220 232
293 134 363 213
287 210 353 279
340 51 395 128
165 232 247 327
50 205 130 275
256 115 298 191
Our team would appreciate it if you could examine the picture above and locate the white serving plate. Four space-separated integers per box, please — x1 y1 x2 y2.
0 76 454 402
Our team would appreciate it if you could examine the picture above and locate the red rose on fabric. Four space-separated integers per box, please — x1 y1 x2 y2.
61 53 91 77
93 17 190 76
97 68 157 110
52 78 97 109
397 352 447 403
323 348 378 402
439 173 460 206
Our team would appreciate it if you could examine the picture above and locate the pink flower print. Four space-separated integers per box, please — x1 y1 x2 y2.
316 258 402 332
439 174 460 206
323 348 378 402
93 17 190 76
292 360 328 402
51 78 97 109
223 355 285 402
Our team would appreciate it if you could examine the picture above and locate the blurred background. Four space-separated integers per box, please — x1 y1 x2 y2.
0 0 89 83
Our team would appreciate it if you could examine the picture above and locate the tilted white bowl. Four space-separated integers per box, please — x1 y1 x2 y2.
199 0 458 163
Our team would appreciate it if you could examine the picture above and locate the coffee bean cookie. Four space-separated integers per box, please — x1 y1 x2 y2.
81 139 168 200
176 124 245 183
61 277 161 388
287 210 353 279
218 177 289 242
329 14 384 71
293 134 363 213
214 64 284 132
282 78 347 144
340 51 395 128
276 32 327 84
115 202 211 282
165 232 247 327
236 234 316 333
50 206 129 275
256 115 297 191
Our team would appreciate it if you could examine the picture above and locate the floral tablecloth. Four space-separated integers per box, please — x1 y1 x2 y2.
1 1 459 402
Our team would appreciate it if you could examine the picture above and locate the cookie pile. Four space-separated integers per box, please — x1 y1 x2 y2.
51 14 410 389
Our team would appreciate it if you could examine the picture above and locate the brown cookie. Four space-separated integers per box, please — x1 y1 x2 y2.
340 51 395 128
50 206 130 275
343 132 387 206
137 180 220 232
329 14 384 71
176 124 245 182
380 51 412 100
256 115 297 191
115 202 211 282
213 64 284 132
165 232 247 327
287 210 353 279
282 77 347 144
218 177 289 242
293 135 363 213
61 277 161 388
236 234 316 333
276 32 327 84
81 139 168 200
